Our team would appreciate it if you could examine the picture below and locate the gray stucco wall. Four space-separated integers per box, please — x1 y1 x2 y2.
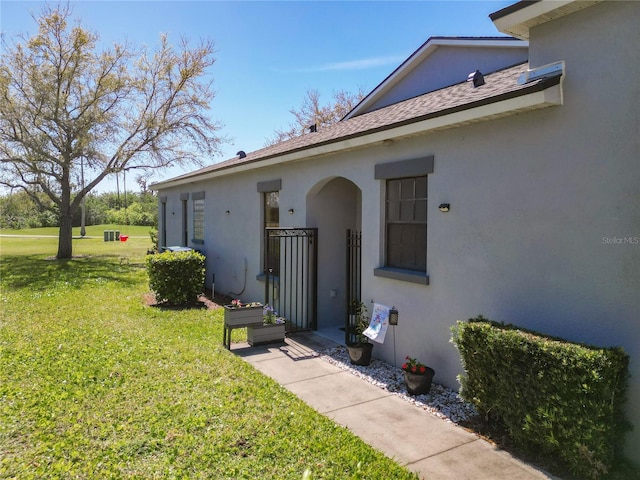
525 2 640 461
367 44 528 112
156 1 639 464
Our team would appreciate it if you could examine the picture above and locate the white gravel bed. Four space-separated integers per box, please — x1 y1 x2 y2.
318 345 477 425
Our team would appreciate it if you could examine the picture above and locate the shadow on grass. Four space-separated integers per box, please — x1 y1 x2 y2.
150 301 209 311
144 291 220 311
0 254 144 291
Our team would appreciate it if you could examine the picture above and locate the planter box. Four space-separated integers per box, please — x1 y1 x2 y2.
247 323 286 346
223 304 264 327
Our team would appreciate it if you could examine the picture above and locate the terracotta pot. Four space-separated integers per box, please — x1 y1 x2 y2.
346 343 373 366
403 367 435 395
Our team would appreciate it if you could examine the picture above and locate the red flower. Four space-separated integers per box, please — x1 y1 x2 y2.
402 356 429 375
402 356 428 375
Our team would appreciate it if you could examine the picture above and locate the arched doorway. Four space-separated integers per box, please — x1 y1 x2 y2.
306 177 362 342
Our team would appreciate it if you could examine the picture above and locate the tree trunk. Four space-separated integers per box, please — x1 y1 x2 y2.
57 214 74 259
57 167 74 259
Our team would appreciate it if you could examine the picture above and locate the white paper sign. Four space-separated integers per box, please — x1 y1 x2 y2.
363 303 390 344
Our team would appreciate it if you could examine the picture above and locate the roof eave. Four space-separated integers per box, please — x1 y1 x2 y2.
151 77 562 191
490 0 602 40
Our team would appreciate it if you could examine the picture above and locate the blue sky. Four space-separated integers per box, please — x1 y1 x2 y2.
1 1 513 191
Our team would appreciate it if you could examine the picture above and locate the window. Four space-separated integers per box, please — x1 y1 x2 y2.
160 196 167 248
386 176 427 271
264 191 280 229
258 179 281 275
374 156 433 284
192 191 205 244
180 193 189 246
264 191 280 274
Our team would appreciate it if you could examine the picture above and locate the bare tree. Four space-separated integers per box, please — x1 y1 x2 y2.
135 171 155 195
265 87 366 146
0 5 223 258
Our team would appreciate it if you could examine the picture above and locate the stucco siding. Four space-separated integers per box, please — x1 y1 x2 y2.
158 74 639 454
366 45 528 113
525 1 640 460
155 0 639 463
365 83 639 455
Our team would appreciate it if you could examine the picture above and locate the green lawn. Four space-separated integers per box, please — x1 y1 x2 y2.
0 232 418 479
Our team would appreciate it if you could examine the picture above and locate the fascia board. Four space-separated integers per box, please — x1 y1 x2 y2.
431 38 528 48
492 1 601 39
152 84 562 191
343 42 439 121
492 1 573 38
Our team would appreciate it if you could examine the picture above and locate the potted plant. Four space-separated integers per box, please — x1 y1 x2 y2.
346 302 373 366
223 299 264 326
401 356 435 395
247 304 286 346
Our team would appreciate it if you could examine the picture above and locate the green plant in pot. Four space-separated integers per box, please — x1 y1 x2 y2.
346 301 373 366
247 304 286 346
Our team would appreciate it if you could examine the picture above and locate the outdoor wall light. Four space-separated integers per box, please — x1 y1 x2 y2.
389 306 399 326
438 203 450 213
225 210 230 215
288 208 294 215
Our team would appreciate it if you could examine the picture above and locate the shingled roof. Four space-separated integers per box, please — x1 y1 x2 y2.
154 61 562 188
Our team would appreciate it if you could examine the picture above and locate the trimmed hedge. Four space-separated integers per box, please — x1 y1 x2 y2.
451 317 630 479
145 250 206 306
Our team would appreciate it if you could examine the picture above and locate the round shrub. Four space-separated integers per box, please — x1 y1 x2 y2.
146 250 205 306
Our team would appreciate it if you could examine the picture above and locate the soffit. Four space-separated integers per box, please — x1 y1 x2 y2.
490 0 602 39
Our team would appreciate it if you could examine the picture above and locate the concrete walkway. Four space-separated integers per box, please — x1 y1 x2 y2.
232 333 557 480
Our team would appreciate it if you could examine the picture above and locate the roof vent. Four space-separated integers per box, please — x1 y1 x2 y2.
308 124 317 133
236 150 246 159
467 70 485 88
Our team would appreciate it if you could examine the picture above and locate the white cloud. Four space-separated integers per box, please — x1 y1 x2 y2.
276 55 405 73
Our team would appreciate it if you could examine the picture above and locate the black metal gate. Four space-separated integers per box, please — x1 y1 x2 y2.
346 229 362 344
264 228 318 333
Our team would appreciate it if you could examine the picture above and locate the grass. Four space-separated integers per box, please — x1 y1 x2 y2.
0 224 153 238
0 231 419 479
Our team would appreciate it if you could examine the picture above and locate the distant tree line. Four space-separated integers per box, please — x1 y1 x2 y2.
0 190 157 230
